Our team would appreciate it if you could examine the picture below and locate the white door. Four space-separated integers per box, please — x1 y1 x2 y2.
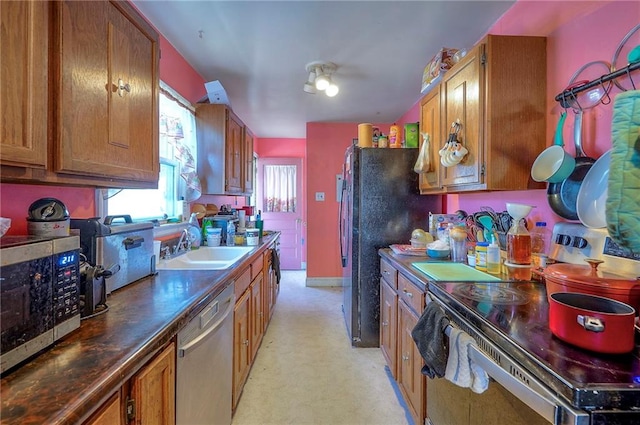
257 157 304 270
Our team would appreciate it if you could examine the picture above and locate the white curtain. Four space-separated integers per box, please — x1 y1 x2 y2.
265 165 296 212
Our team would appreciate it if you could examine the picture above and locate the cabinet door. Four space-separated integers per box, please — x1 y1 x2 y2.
130 342 176 425
243 128 254 194
83 391 123 425
0 0 48 169
233 290 251 410
225 111 244 193
52 0 159 184
380 278 398 379
250 273 264 361
398 300 425 425
441 43 483 189
418 85 445 194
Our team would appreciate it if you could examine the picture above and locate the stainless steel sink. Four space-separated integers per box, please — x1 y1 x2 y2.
156 246 254 270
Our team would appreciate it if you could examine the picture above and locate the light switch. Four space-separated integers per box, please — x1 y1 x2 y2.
315 192 325 201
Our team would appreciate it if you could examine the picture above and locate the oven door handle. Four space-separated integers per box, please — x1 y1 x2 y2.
469 341 589 425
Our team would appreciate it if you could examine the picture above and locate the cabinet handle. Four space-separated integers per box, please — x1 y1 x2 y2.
243 339 249 346
117 78 131 97
402 355 410 361
382 321 388 327
403 289 413 298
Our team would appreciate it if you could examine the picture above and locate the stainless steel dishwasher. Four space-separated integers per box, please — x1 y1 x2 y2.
177 283 235 425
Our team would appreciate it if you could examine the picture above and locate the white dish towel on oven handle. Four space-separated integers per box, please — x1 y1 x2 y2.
445 327 489 394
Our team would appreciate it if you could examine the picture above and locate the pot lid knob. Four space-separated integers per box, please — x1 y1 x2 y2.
584 258 604 275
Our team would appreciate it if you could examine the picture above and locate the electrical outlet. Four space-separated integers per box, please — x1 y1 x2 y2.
315 192 325 201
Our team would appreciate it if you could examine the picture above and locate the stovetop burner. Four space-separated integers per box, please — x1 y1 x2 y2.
452 282 529 305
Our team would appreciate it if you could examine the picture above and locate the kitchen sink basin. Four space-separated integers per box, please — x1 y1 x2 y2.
156 246 254 270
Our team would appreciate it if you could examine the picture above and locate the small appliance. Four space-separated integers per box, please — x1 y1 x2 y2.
0 235 80 373
70 215 155 294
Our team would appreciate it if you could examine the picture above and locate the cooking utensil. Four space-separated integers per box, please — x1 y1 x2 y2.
561 61 612 110
612 23 640 91
531 112 575 183
547 110 596 220
576 149 611 228
543 259 640 311
548 292 635 354
27 197 69 221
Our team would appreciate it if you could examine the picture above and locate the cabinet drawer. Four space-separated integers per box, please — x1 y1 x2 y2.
380 258 398 289
235 267 252 300
251 253 263 280
398 274 424 313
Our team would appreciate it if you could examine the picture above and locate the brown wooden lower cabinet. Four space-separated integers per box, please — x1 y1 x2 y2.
379 258 426 425
233 289 251 409
83 342 175 425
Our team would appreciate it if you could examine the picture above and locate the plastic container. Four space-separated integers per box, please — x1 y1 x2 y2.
486 237 501 275
475 242 488 271
246 229 260 246
531 221 549 255
206 228 221 246
389 124 401 148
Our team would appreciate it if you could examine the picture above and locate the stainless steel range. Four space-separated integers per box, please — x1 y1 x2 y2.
426 223 640 425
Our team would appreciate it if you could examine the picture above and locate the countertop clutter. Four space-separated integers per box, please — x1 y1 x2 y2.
0 234 278 425
379 248 640 424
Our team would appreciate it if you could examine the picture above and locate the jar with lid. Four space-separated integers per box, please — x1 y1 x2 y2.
507 218 531 265
530 221 549 255
475 242 488 271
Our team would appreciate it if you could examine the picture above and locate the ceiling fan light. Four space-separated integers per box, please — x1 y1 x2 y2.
315 74 330 91
325 82 339 97
303 81 317 94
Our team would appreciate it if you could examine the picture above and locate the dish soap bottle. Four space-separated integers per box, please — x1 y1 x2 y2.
486 236 501 275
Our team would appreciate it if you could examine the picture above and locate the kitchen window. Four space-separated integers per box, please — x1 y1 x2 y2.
99 82 198 221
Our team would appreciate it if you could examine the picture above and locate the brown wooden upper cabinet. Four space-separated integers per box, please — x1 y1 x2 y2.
1 0 160 189
419 35 547 194
0 0 49 170
196 104 254 195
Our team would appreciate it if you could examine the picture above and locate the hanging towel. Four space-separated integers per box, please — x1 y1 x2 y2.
411 302 449 378
444 327 489 394
272 248 281 283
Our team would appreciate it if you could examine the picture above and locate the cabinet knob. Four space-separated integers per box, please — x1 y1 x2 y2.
117 78 131 97
382 321 388 327
403 289 413 298
402 355 410 361
243 339 249 346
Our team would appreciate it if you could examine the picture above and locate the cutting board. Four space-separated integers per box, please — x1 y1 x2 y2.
412 262 501 281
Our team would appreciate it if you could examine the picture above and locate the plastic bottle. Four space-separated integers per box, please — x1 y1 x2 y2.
226 221 236 246
530 222 549 255
187 213 202 249
486 236 501 275
475 242 488 271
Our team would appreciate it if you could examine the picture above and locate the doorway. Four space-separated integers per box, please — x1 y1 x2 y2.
256 157 304 270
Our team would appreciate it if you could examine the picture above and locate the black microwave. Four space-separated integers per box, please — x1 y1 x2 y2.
0 235 80 374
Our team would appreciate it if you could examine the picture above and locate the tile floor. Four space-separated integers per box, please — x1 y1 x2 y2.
231 270 410 425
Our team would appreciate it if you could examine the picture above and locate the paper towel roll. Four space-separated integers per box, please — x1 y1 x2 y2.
238 210 246 229
358 123 373 147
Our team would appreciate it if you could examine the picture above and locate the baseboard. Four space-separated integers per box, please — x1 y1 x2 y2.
305 277 342 287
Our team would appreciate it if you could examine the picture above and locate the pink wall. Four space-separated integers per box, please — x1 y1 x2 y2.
447 0 639 231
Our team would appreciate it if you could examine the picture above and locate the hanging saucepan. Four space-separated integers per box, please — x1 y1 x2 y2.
547 110 596 220
530 112 575 183
548 292 636 354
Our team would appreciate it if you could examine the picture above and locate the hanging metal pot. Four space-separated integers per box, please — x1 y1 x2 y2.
548 292 636 354
547 110 596 220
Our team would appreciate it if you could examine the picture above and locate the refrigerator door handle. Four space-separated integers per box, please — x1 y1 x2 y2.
339 172 348 268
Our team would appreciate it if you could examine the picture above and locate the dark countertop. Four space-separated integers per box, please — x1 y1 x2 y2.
379 248 640 411
0 234 278 425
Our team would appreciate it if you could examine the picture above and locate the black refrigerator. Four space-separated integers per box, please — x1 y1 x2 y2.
339 145 441 347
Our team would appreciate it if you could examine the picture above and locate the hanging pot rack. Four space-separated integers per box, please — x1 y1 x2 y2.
555 61 640 108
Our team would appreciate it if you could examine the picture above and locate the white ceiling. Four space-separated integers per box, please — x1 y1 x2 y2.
133 0 515 138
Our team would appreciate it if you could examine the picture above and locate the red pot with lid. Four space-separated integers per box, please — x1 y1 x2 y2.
548 292 636 354
543 259 640 312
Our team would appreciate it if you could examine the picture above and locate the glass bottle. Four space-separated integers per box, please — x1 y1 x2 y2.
507 218 531 265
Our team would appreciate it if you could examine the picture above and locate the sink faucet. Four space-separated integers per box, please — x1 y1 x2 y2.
175 228 192 254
